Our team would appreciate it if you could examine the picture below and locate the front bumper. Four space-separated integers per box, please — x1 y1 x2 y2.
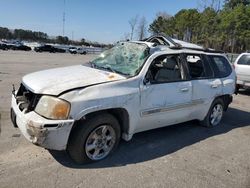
11 94 74 150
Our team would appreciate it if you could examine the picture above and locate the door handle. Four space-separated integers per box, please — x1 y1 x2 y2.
211 84 218 88
223 80 234 86
180 88 189 92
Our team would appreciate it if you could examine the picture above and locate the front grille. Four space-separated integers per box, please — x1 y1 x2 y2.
16 84 41 113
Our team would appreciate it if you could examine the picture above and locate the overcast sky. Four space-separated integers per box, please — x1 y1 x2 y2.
0 0 200 43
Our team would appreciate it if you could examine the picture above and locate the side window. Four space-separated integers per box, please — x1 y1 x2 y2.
238 54 250 65
208 55 232 78
146 54 185 83
185 54 212 79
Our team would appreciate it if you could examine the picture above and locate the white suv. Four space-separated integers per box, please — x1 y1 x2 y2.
69 47 87 55
234 53 250 90
11 35 236 164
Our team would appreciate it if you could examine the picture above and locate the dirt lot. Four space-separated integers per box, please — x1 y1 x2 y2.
0 51 250 188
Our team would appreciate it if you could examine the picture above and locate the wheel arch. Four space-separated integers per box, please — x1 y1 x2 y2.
69 108 130 141
201 94 231 120
215 94 232 111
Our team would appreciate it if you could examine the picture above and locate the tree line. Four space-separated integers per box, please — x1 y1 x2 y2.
0 27 109 48
149 0 250 53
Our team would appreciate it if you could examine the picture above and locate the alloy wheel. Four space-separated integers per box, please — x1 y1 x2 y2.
85 125 116 160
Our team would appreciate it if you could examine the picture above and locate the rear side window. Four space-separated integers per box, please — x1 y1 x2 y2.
185 54 213 79
208 55 232 78
237 54 250 65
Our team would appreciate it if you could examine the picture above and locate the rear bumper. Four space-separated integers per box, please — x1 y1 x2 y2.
11 94 74 150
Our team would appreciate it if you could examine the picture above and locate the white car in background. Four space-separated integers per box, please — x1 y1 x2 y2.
69 47 87 55
234 53 250 90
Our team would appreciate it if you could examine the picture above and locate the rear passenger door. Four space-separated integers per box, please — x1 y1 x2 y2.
184 53 223 119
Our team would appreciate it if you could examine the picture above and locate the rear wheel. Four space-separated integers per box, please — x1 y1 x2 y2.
200 98 224 127
67 113 121 164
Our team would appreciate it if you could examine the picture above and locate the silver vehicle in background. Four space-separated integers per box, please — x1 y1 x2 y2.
234 53 250 90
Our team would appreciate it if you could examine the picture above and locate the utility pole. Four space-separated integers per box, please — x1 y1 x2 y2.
63 0 66 36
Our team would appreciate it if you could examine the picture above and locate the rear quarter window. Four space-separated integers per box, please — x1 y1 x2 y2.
208 55 232 78
237 54 250 65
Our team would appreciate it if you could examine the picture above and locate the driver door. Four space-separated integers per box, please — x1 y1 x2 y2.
137 54 193 132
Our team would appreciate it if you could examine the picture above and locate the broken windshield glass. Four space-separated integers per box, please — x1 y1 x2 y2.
91 42 149 76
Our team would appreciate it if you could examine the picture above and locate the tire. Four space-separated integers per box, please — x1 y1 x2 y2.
67 113 121 164
236 84 241 90
200 98 224 127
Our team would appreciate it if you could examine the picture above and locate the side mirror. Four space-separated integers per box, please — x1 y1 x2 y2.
143 71 153 85
143 77 150 85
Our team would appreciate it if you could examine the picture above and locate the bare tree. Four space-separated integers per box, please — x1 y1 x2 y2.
129 15 138 41
137 16 147 40
198 0 221 11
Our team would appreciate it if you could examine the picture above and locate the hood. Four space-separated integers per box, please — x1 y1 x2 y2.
22 65 126 95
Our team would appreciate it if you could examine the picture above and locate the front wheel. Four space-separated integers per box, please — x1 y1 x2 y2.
200 98 224 127
67 113 121 164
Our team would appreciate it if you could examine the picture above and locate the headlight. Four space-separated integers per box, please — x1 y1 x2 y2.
35 96 70 120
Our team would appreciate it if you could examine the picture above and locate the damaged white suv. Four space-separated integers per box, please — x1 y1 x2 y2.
11 35 236 164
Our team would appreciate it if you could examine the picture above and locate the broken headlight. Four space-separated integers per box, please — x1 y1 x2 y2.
35 96 70 120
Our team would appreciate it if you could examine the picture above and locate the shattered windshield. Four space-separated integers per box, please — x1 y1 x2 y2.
90 42 149 76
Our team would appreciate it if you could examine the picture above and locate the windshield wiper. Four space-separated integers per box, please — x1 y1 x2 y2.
89 63 115 73
102 65 116 74
89 62 130 76
96 64 130 76
113 70 130 76
102 65 132 76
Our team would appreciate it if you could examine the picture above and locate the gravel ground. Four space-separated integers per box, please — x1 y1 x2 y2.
0 50 249 188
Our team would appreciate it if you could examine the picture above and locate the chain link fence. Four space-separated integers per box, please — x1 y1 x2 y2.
226 53 240 64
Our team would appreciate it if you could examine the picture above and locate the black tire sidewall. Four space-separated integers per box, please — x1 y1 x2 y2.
201 98 224 127
67 113 121 164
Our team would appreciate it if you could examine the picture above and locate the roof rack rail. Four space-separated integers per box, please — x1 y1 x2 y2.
169 46 225 53
144 33 225 54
